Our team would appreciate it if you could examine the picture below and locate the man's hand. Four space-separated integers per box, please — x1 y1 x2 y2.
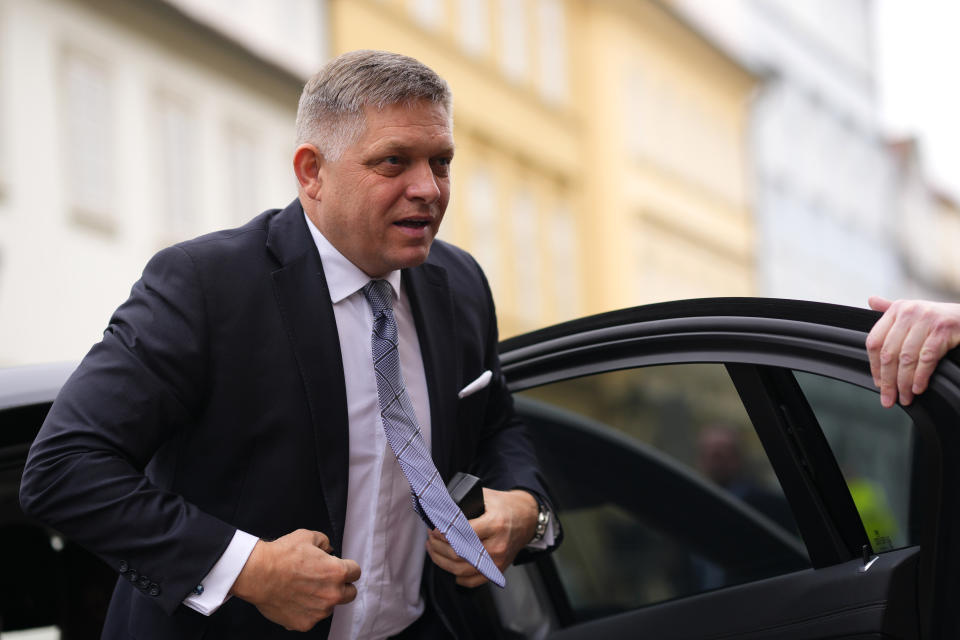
426 488 537 587
229 529 361 632
866 296 960 407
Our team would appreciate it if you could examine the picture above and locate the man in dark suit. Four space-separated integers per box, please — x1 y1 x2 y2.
20 50 558 639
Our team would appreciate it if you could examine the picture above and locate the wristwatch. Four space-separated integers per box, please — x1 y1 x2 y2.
531 494 551 544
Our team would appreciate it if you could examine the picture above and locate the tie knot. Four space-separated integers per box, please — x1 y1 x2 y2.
362 279 393 317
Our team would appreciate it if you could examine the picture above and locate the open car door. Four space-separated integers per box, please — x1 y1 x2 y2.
493 298 960 640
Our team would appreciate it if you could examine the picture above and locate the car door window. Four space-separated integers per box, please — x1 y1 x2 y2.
794 371 915 552
517 363 810 623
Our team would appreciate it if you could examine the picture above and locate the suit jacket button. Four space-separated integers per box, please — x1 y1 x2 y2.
127 571 139 583
119 561 129 573
149 584 161 597
138 576 150 590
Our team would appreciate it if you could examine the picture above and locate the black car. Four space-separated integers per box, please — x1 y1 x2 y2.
3 298 960 639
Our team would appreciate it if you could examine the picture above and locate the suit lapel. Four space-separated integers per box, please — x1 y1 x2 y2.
404 262 459 481
267 201 350 553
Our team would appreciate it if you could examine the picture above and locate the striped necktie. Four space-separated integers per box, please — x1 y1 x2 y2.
362 279 505 587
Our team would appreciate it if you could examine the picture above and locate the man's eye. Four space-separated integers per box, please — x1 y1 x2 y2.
432 157 452 174
384 156 401 165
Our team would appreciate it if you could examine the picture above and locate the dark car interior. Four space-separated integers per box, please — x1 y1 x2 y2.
0 401 114 637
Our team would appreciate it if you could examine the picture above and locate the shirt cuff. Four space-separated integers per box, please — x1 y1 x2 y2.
182 529 259 616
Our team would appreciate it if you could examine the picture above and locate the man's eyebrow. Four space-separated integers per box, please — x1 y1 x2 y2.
370 140 455 156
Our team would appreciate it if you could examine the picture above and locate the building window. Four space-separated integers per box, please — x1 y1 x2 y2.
62 48 114 232
499 0 529 82
536 0 567 104
157 93 198 239
459 0 490 57
225 125 259 226
467 168 501 294
512 187 540 324
550 201 578 318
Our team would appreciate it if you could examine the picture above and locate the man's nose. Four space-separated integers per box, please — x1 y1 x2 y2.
405 161 441 203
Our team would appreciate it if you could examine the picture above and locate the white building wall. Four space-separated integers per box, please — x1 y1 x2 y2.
671 0 904 306
895 147 942 299
0 0 324 365
164 0 328 77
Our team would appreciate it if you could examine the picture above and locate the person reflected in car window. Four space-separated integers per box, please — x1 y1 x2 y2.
697 424 796 534
690 424 798 590
866 297 960 408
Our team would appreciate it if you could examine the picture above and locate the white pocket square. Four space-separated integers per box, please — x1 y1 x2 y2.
458 370 492 399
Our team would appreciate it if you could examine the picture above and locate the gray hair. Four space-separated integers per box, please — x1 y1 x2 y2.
295 50 453 161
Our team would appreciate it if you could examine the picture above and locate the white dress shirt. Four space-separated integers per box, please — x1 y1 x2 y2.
314 220 431 640
184 214 430 640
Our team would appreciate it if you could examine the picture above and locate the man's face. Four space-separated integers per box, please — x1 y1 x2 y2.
311 99 453 278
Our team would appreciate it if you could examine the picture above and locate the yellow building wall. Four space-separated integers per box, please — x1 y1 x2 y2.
329 0 756 336
577 0 756 310
331 0 584 336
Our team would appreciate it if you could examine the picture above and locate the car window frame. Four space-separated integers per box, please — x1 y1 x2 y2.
725 362 871 565
499 299 960 638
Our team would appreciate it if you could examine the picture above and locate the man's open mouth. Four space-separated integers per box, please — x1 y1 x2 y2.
395 220 430 228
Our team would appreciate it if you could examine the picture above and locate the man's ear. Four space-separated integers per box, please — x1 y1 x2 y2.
293 144 323 200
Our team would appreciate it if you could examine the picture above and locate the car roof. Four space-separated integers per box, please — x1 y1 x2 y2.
0 362 77 411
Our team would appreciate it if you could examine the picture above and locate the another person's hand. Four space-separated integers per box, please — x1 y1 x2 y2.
866 296 960 407
229 529 361 632
426 487 537 588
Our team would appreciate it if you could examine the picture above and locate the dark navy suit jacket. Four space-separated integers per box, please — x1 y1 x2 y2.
20 199 556 639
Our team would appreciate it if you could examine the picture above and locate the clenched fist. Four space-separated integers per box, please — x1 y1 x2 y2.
426 488 537 588
230 529 361 632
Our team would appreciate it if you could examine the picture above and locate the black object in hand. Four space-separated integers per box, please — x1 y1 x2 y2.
446 472 485 519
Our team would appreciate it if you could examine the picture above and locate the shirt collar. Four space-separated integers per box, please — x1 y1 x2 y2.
303 212 402 304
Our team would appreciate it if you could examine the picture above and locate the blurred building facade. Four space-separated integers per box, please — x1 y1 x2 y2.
0 0 760 363
330 0 757 337
0 0 324 365
330 0 584 336
671 0 904 306
1 0 958 366
572 0 757 313
889 138 960 301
